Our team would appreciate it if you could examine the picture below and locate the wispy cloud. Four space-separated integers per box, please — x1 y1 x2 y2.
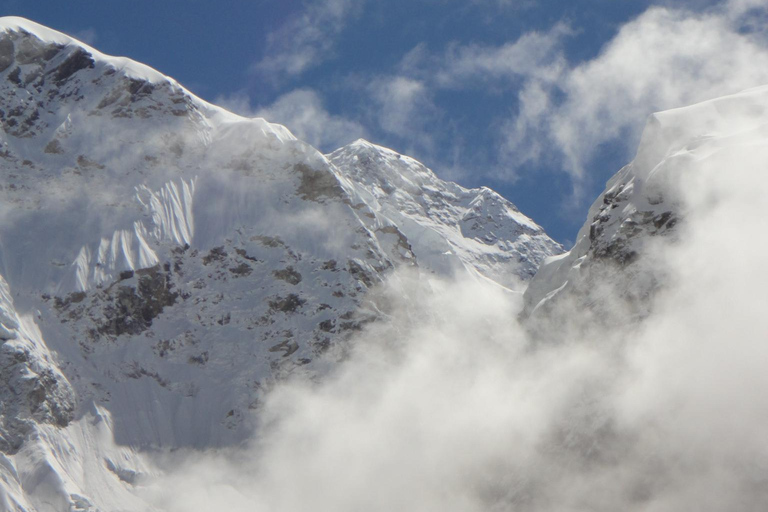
256 89 368 152
240 0 768 203
431 23 572 88
366 75 438 153
395 3 768 198
217 89 368 153
505 6 768 188
254 0 366 84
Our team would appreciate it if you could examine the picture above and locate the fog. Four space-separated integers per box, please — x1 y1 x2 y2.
141 110 768 511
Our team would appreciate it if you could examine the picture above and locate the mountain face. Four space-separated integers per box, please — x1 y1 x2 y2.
329 140 562 288
0 18 562 511
522 83 768 338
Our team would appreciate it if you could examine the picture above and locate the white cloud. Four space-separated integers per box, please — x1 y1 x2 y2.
213 91 254 117
504 6 768 188
368 76 430 134
365 75 439 156
254 0 366 83
256 89 368 152
433 23 571 88
217 89 367 152
386 4 768 193
144 87 768 511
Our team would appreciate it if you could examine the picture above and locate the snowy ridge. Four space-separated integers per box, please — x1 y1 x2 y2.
0 16 296 131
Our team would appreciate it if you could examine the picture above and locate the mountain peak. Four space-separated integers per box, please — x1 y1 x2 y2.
522 83 768 328
0 16 293 130
328 139 563 286
1 16 79 44
0 16 169 84
329 138 441 185
335 138 407 159
0 17 296 146
349 137 377 148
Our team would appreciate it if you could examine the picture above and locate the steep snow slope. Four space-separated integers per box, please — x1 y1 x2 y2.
329 139 562 288
0 17 561 511
523 83 768 335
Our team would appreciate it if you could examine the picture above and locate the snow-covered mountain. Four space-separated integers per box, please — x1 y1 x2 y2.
523 83 768 337
329 140 561 287
0 17 562 511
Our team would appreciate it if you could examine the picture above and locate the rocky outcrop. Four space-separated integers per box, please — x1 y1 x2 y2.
0 276 74 453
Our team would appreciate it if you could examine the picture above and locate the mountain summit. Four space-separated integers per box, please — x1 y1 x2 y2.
329 139 562 287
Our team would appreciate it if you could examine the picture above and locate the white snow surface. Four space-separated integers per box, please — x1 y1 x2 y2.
0 17 563 511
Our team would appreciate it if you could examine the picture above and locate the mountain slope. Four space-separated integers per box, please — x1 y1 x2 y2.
0 17 561 511
329 139 562 288
523 83 768 336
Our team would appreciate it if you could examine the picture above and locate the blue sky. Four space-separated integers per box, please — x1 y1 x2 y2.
2 0 767 244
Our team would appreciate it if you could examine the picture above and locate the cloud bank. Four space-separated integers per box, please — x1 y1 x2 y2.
146 15 768 506
143 93 768 509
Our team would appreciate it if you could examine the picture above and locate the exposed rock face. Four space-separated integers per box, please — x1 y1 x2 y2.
54 265 178 338
0 275 74 454
521 161 681 339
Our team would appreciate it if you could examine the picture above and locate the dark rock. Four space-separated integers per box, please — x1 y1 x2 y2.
272 266 302 285
172 243 190 255
53 48 95 85
229 263 252 276
269 294 306 313
202 246 227 265
16 34 60 65
0 36 13 72
77 155 105 169
188 352 209 366
98 266 178 337
347 259 375 287
295 163 345 202
7 66 21 85
252 235 284 248
234 248 259 262
653 211 674 230
269 339 299 357
318 319 335 332
44 139 64 154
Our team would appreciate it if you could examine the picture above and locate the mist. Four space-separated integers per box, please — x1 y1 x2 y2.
140 109 768 511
